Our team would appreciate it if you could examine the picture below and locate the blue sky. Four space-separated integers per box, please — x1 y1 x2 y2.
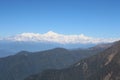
0 0 120 38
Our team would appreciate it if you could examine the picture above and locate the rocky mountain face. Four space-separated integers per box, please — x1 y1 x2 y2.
25 41 120 80
0 47 104 80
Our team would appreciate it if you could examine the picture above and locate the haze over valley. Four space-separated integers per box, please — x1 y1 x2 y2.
0 0 120 80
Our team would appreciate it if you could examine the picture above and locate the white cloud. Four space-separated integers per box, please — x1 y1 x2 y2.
1 31 120 44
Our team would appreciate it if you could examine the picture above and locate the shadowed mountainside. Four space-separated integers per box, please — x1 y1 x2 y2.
0 45 107 80
25 41 120 80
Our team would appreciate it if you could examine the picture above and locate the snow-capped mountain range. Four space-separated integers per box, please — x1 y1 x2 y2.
0 31 119 44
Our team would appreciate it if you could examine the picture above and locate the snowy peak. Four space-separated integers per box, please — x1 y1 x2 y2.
1 31 119 44
44 31 59 36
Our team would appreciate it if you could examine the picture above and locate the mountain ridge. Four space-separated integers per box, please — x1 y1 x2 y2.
0 31 118 44
25 40 120 80
0 46 106 80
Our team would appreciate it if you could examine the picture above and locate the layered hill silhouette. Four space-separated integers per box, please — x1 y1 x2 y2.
25 41 120 80
0 45 106 80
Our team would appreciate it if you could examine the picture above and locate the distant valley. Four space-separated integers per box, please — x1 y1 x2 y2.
25 41 120 80
0 41 94 57
0 43 109 80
